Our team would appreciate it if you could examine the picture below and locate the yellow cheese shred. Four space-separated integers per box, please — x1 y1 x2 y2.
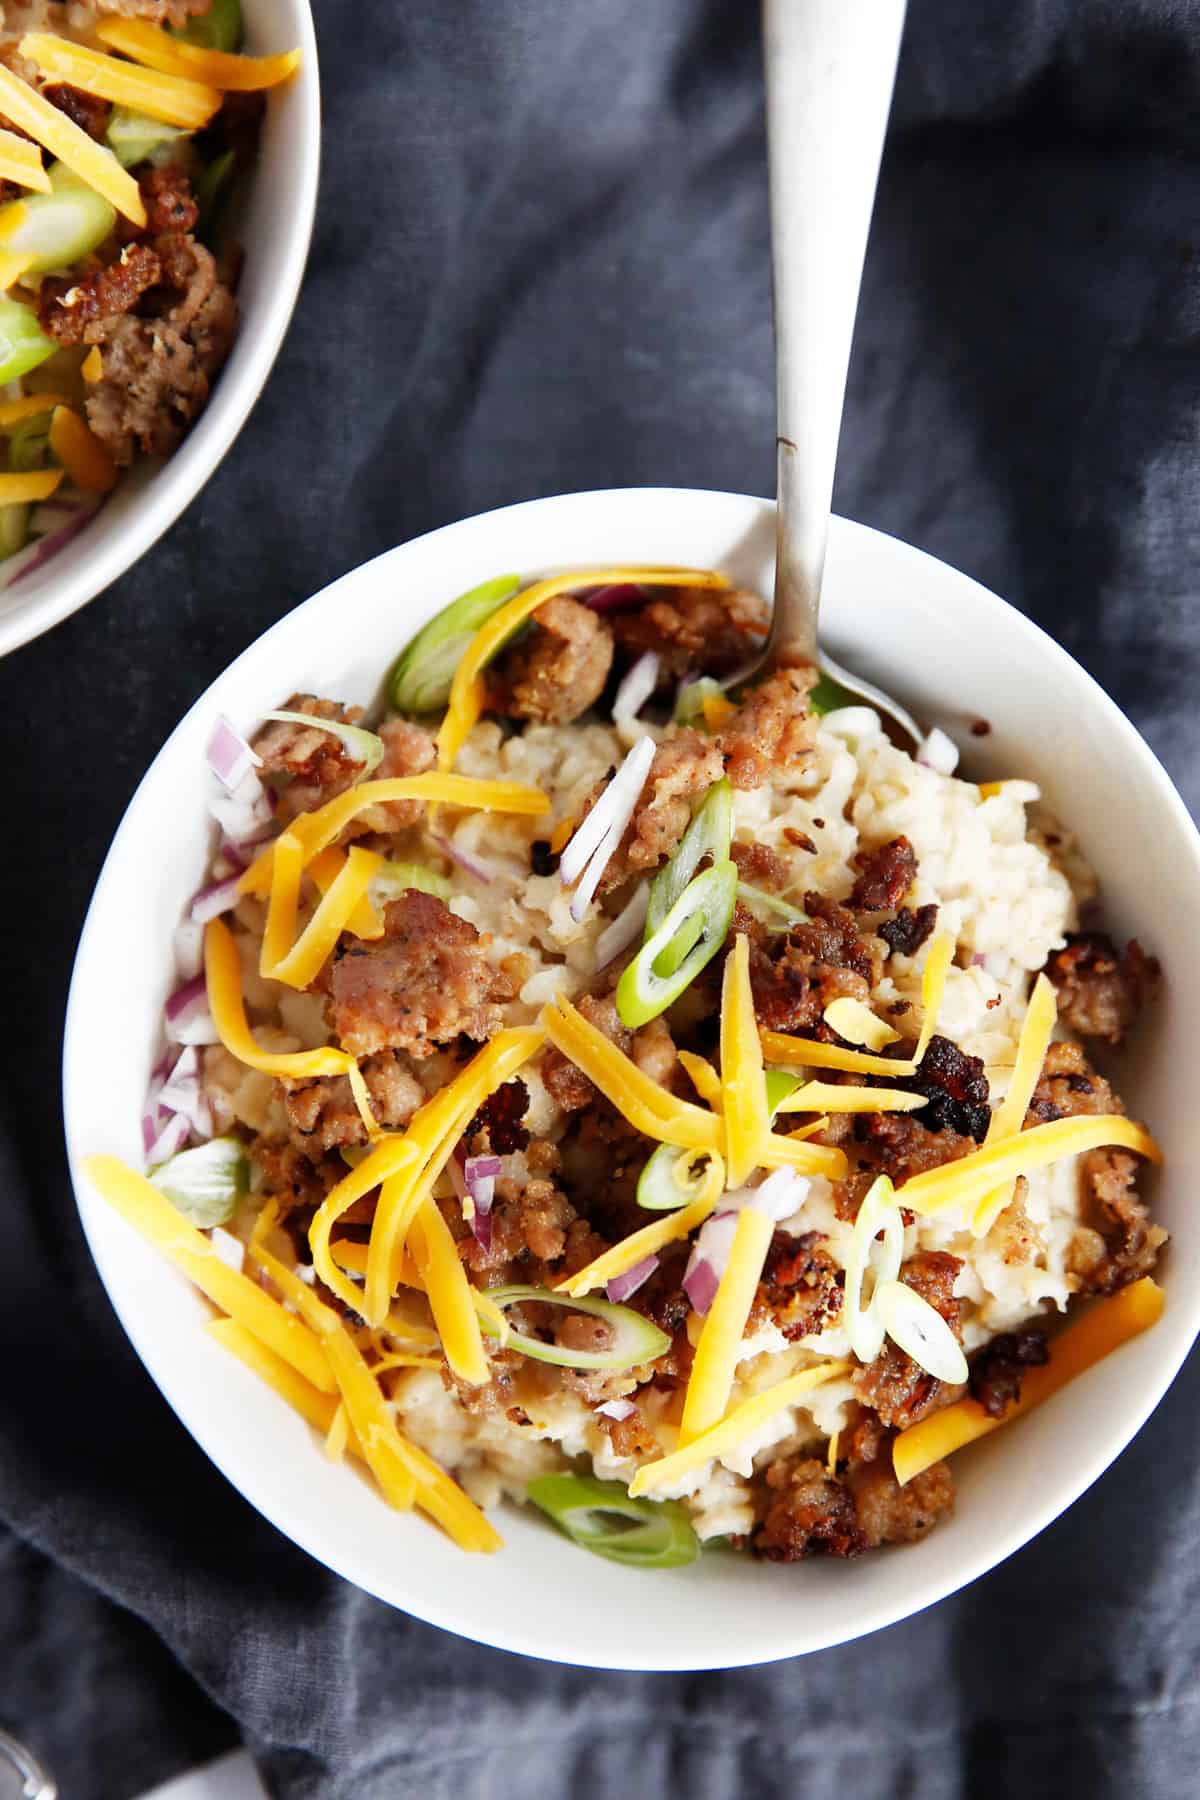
549 812 579 855
678 1205 775 1448
0 63 145 223
323 1401 350 1463
309 1136 423 1312
542 993 721 1151
95 17 303 92
207 1318 354 1444
776 1080 928 1115
239 773 548 897
822 996 899 1051
81 346 102 382
630 1358 850 1496
0 126 48 192
204 916 357 1080
436 567 730 771
84 1155 336 1392
721 935 769 1187
0 391 69 424
826 1427 840 1475
0 249 31 289
556 1153 726 1297
893 1277 1164 1486
20 32 221 128
701 692 735 730
762 930 954 1080
331 1238 509 1346
361 1026 545 1326
408 1198 489 1384
308 845 383 939
260 840 381 988
0 468 63 504
972 972 1057 1235
899 1113 1162 1218
676 1049 722 1109
49 404 117 494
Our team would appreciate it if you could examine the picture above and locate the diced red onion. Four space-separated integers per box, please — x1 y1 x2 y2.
612 651 660 723
209 1226 245 1273
735 1167 809 1224
453 1150 498 1250
595 882 650 971
595 1397 636 1421
190 873 242 925
2 501 97 589
606 1254 659 1304
208 770 273 843
145 1109 190 1168
562 734 656 922
173 919 204 980
582 583 644 613
156 1044 213 1138
683 1211 739 1316
165 974 219 1046
434 833 498 883
971 952 987 968
464 1154 502 1188
916 727 959 776
207 715 262 793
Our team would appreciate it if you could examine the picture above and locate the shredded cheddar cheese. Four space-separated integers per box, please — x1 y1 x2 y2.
207 1318 348 1440
408 1198 489 1384
629 1359 850 1496
822 996 900 1051
323 1401 350 1463
20 33 221 128
677 1206 774 1447
81 346 102 382
0 126 48 192
701 691 735 730
0 63 145 223
49 405 117 494
775 1080 928 1115
0 392 69 425
85 1155 336 1392
676 1050 722 1109
972 972 1057 1234
0 468 63 504
95 17 303 92
542 994 721 1151
899 1113 1162 1218
260 839 381 988
308 845 383 939
436 568 730 771
331 1238 510 1346
204 916 357 1080
893 1277 1164 1485
720 935 769 1187
0 249 32 289
556 1154 726 1297
239 773 548 897
762 930 954 1081
549 813 579 855
309 1136 423 1312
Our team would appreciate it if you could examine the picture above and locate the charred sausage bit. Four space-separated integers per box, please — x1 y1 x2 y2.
1046 932 1159 1044
879 903 939 958
251 694 366 821
608 585 770 681
328 890 514 1059
39 243 163 345
853 1250 966 1430
849 836 918 913
897 1034 991 1141
464 1078 531 1156
718 667 818 789
970 718 991 737
530 840 559 876
758 1228 843 1342
489 595 614 726
783 827 818 853
968 1328 1049 1418
43 82 111 140
747 894 880 1033
456 1173 579 1276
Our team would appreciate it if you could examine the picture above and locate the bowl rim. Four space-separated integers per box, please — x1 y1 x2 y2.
62 488 1200 1667
0 0 321 660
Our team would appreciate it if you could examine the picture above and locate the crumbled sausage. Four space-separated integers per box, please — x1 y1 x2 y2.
592 729 725 892
754 1457 866 1560
844 1448 955 1547
43 83 111 140
464 1079 531 1156
345 716 438 834
748 895 880 1032
39 243 162 345
609 584 769 681
281 1051 426 1154
328 891 513 1058
81 315 209 463
731 841 791 891
879 904 939 958
758 1229 843 1341
849 837 917 913
1046 932 1159 1044
717 667 818 788
139 165 200 235
968 1327 1049 1418
900 1034 991 1141
490 596 614 725
251 695 366 820
853 1251 966 1429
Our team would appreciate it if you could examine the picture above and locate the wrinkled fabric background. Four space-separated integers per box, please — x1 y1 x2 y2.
1 1 1198 1795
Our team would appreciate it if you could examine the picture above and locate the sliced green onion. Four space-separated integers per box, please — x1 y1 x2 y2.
262 710 384 777
636 1143 714 1211
527 1473 700 1568
197 148 236 242
0 163 116 276
369 860 451 904
0 503 28 559
875 1279 969 1384
674 676 725 725
0 298 55 385
389 573 521 714
481 1286 670 1370
736 881 808 927
171 0 244 51
764 1069 803 1117
617 859 737 1030
646 777 732 936
106 108 191 169
808 672 858 715
152 1135 248 1229
9 415 52 473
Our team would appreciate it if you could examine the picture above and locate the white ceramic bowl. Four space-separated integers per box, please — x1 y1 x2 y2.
0 0 319 658
63 488 1200 1668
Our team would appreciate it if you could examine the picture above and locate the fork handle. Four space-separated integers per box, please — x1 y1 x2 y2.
764 0 907 668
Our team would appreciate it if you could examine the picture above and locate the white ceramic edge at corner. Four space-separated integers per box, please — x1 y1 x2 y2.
0 0 321 659
63 489 1200 1670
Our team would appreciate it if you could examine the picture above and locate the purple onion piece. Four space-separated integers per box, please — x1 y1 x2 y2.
190 873 242 925
682 1258 720 1316
434 833 499 883
582 583 645 613
606 1253 659 1305
207 715 262 794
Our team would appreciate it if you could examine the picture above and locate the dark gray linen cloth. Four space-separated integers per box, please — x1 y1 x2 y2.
1 1 1198 1794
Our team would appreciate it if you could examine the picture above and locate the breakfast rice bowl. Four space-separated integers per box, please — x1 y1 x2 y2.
84 565 1165 1567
